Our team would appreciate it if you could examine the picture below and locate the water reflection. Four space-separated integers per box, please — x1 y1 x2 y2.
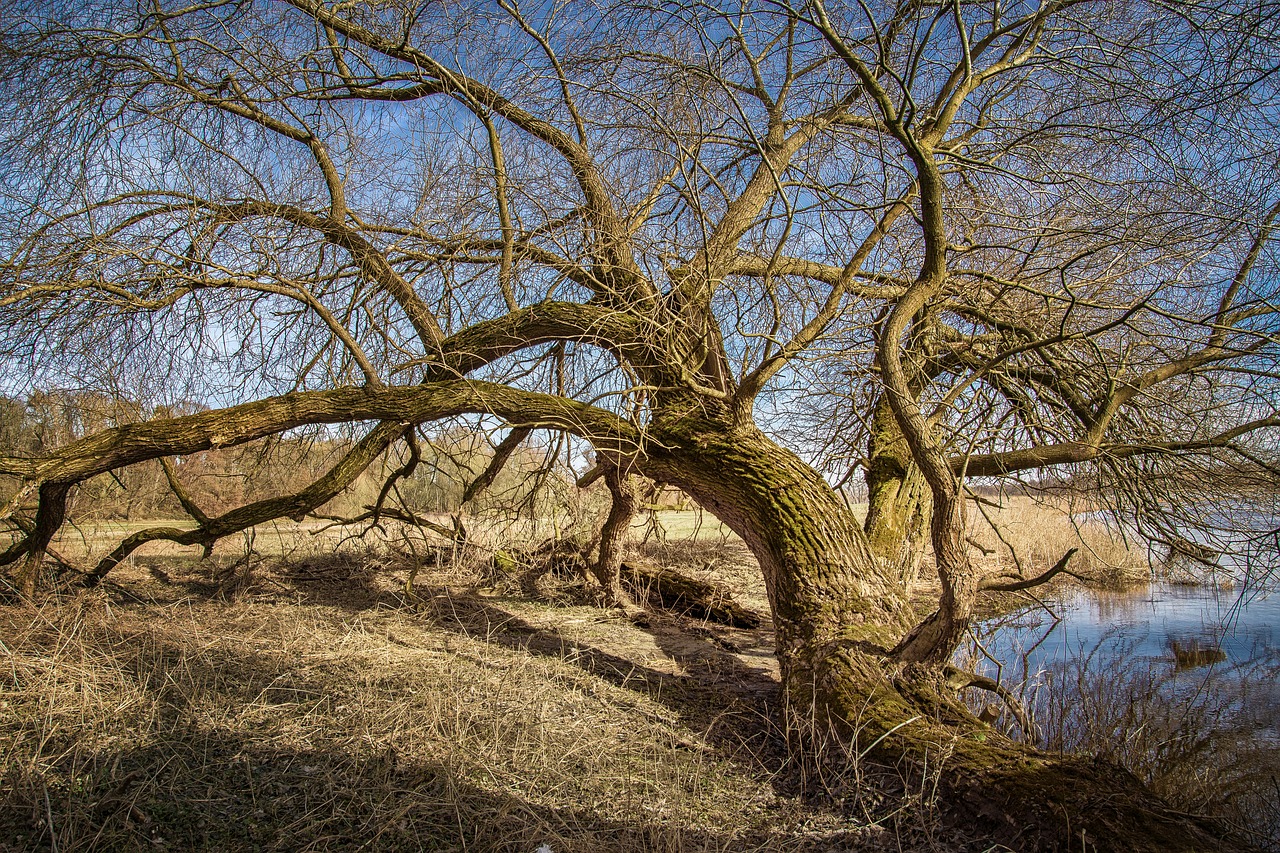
1168 638 1226 669
969 583 1279 673
961 583 1280 846
962 583 1280 746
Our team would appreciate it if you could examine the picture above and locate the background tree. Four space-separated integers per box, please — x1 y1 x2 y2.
1 1 1276 846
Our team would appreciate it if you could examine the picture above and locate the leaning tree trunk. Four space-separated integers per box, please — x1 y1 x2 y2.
643 399 1233 852
645 398 913 679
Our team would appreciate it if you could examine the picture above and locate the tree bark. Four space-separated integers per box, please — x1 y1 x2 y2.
594 460 638 607
642 397 912 687
863 394 932 587
641 402 1232 852
8 482 69 599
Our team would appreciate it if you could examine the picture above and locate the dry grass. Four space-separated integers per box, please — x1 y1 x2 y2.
1 550 995 853
1 502 1221 852
965 497 1149 588
972 637 1280 851
630 510 740 545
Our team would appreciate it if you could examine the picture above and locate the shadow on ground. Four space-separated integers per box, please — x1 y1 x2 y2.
3 734 882 853
1 556 992 852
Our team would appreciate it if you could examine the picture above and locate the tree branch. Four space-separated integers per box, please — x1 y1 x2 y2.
1 382 639 488
461 426 532 506
82 421 405 585
979 547 1079 592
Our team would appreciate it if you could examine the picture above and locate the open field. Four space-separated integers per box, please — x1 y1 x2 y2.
38 508 746 565
38 498 1144 583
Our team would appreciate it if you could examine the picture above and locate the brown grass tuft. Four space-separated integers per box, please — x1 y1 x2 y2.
965 497 1150 589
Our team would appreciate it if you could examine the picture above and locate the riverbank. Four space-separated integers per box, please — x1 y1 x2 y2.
960 581 1280 850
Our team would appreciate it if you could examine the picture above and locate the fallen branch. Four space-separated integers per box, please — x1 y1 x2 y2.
620 559 761 628
979 547 1080 592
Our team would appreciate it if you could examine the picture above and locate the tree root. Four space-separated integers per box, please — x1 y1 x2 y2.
803 646 1244 853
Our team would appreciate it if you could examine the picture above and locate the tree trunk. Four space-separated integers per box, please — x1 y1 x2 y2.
8 482 70 600
594 461 638 607
645 399 912 678
642 402 1234 851
863 394 932 587
891 485 981 663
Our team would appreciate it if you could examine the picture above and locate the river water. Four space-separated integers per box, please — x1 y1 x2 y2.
962 582 1280 742
957 511 1280 844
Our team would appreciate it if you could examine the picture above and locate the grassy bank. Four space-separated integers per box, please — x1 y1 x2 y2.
3 502 1227 852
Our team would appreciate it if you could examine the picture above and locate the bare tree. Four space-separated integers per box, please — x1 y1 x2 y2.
2 1 1276 846
776 0 1280 602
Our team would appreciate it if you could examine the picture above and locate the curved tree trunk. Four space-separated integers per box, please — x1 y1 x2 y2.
642 402 1232 852
645 399 912 671
0 384 1239 849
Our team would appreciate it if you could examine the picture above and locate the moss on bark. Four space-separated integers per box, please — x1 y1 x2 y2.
639 405 1240 851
